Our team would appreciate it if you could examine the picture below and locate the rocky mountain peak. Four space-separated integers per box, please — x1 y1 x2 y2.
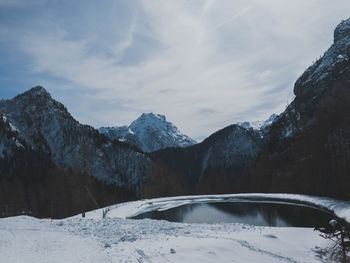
7 86 73 123
139 112 166 121
16 86 51 100
294 17 350 101
99 113 196 152
334 18 350 43
130 113 167 129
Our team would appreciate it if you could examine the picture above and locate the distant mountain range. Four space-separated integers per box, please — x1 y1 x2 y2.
0 17 350 218
99 113 196 152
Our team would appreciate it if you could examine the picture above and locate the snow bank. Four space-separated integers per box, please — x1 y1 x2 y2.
0 215 332 263
78 193 350 223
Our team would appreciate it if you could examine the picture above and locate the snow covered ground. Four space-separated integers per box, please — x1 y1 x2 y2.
1 193 349 263
0 216 332 263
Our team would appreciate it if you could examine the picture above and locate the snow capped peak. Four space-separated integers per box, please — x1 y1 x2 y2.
99 113 196 152
334 17 350 43
139 112 166 122
130 112 170 131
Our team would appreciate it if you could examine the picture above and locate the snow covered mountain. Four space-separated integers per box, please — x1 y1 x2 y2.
0 86 151 192
99 113 196 152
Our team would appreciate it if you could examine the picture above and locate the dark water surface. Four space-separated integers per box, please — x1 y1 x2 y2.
132 202 333 227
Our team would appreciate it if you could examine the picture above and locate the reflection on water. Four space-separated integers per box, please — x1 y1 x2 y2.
132 202 333 227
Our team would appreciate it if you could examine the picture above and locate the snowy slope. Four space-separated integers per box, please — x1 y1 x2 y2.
3 193 350 263
0 216 333 263
99 113 196 152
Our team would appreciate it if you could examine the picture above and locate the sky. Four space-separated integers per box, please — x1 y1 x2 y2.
0 0 350 141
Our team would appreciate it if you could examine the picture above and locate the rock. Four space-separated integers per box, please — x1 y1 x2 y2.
334 18 350 43
329 219 338 228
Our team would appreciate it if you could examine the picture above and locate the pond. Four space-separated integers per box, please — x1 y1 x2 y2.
132 201 334 227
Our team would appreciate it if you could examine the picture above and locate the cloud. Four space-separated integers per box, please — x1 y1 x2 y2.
1 0 350 140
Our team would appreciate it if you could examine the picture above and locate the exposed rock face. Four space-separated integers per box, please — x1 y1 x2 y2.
0 87 152 193
267 18 350 152
99 113 196 152
294 19 350 101
334 19 350 43
0 113 25 159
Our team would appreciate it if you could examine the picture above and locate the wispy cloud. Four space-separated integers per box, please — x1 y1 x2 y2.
1 0 350 140
199 5 253 43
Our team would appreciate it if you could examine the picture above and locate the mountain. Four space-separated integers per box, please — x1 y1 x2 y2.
143 124 263 197
99 113 196 152
143 18 350 200
0 87 152 192
245 18 350 199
